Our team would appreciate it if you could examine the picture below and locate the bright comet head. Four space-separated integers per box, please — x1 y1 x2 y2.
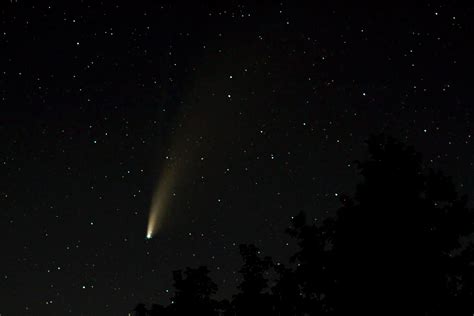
146 209 158 239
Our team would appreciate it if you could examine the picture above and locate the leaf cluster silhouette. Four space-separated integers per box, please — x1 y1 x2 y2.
133 135 474 315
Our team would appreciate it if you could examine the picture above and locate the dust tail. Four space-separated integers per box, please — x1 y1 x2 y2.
146 165 177 239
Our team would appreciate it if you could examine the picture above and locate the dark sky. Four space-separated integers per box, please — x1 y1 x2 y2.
2 2 474 315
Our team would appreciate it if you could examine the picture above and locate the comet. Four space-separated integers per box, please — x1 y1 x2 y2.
146 74 226 238
146 109 201 239
146 163 177 239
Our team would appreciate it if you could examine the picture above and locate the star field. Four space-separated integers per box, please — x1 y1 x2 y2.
2 2 474 315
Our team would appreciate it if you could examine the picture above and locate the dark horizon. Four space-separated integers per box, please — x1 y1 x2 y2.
2 2 474 315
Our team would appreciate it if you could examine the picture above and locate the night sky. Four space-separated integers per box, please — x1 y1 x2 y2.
2 2 474 315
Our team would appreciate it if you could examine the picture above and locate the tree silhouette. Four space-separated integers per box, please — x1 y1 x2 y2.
287 134 474 315
332 135 474 314
285 211 336 314
233 244 273 315
168 266 218 315
132 303 148 316
271 263 304 315
148 303 167 316
133 134 474 315
215 299 233 316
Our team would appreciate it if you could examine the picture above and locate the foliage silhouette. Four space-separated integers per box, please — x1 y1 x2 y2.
148 303 166 316
233 244 273 315
271 263 304 315
168 266 218 315
133 134 474 315
328 135 474 315
132 303 148 316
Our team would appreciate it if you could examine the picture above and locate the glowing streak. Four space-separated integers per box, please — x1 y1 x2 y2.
146 164 177 239
146 78 219 238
